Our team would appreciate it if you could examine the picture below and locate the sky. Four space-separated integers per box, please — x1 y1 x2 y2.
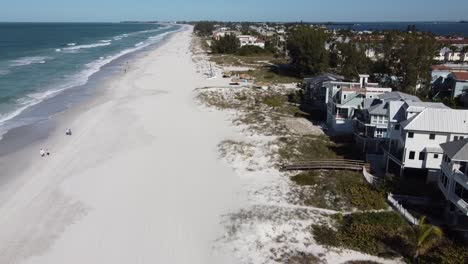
1 0 468 22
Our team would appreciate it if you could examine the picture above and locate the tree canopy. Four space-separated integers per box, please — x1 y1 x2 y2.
335 42 371 81
193 21 215 36
287 26 329 76
211 34 240 54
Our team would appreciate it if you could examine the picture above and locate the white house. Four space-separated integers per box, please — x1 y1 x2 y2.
438 139 468 225
237 35 265 48
445 51 462 62
434 46 468 62
385 105 468 181
212 30 240 40
326 75 392 134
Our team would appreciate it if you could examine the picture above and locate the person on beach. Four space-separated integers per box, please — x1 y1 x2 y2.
66 128 72 135
40 149 45 157
46 149 50 156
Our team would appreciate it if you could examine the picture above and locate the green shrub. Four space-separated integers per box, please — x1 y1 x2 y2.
290 168 387 211
311 224 341 247
290 171 319 186
237 45 269 56
262 94 286 108
418 239 468 264
338 212 410 255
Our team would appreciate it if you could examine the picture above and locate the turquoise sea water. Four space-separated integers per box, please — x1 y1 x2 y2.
0 22 179 138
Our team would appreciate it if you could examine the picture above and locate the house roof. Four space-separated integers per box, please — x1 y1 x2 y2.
368 102 387 115
452 72 468 81
378 91 421 102
389 101 406 121
441 138 468 161
405 101 449 113
402 108 468 134
431 65 452 71
424 147 444 153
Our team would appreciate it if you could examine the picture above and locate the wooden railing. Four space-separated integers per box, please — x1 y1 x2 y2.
280 159 368 172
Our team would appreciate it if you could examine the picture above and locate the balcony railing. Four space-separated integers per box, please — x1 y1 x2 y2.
451 196 468 215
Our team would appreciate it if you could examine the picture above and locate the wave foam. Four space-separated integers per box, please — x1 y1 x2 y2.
62 42 111 51
0 27 178 136
9 56 51 67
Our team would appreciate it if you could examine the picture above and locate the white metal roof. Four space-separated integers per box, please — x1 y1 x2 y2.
403 108 468 134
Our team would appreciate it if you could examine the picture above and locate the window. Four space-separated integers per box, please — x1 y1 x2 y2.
434 154 439 159
429 134 436 140
409 151 415 160
395 124 400 130
454 136 459 141
408 132 414 138
443 174 449 188
455 183 464 198
343 94 347 100
419 152 426 161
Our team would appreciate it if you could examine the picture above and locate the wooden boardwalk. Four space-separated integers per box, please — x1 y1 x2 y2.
280 159 368 172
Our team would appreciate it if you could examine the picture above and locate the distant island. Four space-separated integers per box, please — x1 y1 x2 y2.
460 20 468 23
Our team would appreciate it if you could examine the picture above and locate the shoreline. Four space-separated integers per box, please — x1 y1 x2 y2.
0 23 180 146
0 25 181 182
0 25 244 263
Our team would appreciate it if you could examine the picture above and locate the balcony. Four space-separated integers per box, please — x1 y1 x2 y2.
451 195 468 216
354 120 376 138
384 141 404 163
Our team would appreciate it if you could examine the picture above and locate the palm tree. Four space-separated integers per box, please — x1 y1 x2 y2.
409 216 443 259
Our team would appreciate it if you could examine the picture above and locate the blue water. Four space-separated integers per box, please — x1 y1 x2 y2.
0 22 179 137
326 22 468 36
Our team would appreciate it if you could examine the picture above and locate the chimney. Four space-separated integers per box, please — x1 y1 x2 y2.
359 74 369 88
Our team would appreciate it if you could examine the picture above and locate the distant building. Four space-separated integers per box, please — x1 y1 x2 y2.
439 138 468 225
325 75 392 134
430 65 468 100
237 35 265 48
212 30 240 40
446 72 468 99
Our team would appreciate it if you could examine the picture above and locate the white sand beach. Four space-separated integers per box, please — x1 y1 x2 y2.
0 26 243 264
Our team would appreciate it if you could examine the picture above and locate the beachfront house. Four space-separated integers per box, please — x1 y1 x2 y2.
385 105 468 181
445 72 468 99
439 139 468 225
237 35 265 48
303 74 344 111
325 74 392 134
212 30 240 40
353 92 420 153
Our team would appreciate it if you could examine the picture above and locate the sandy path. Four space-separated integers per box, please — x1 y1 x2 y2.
0 26 242 264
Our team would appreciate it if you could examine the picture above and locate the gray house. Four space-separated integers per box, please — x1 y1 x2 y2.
304 73 344 111
439 138 468 225
354 92 420 154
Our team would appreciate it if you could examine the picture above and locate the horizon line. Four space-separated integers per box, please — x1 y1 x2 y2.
0 19 467 24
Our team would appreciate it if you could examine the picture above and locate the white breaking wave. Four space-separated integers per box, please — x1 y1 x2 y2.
67 43 76 46
62 42 111 51
0 27 179 137
99 39 112 43
9 56 51 67
135 42 144 47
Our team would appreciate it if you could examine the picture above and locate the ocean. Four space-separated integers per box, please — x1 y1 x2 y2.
0 22 180 140
325 22 468 36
